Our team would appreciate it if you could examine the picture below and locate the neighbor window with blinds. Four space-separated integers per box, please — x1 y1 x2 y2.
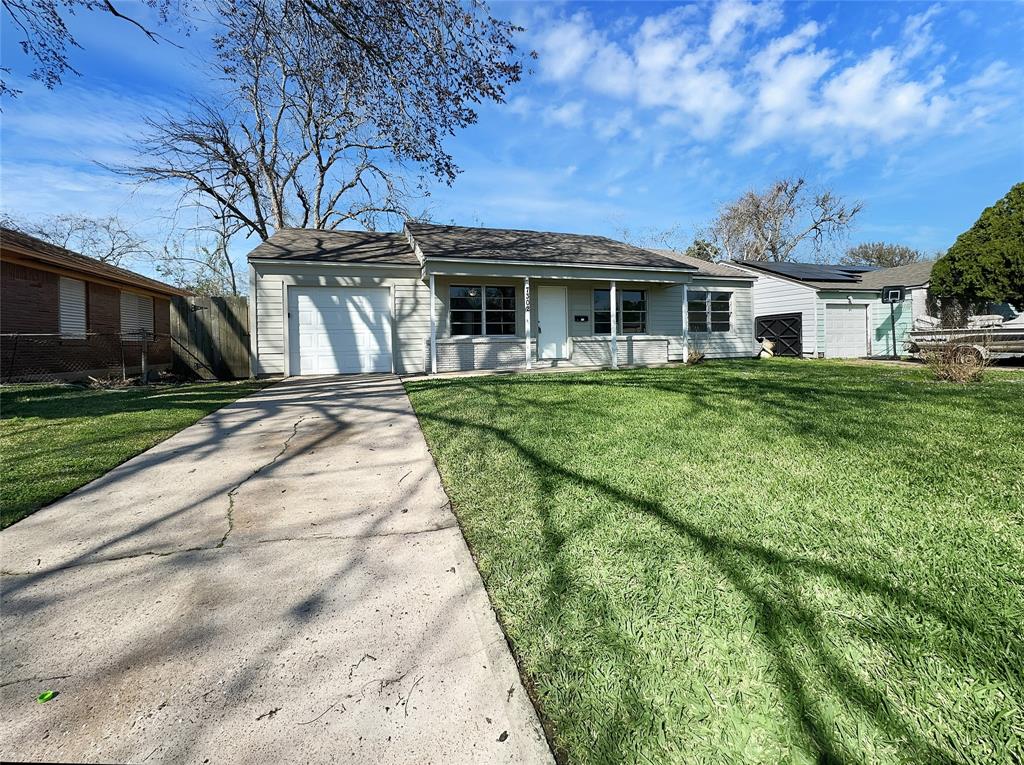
120 291 155 338
593 289 647 334
449 285 516 336
58 277 87 338
687 292 732 332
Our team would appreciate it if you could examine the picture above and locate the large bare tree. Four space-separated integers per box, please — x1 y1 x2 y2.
1 212 150 266
842 241 928 268
119 0 528 240
710 177 863 262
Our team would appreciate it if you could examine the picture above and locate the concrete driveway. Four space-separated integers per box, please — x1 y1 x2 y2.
1 375 552 764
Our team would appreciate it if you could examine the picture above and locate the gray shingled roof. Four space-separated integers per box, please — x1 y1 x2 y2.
247 228 419 265
1 227 191 296
647 249 756 279
406 222 696 270
734 259 934 291
856 260 935 289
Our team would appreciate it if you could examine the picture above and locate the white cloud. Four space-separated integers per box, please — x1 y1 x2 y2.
901 4 943 61
535 13 598 81
594 109 636 141
708 0 782 47
544 101 585 128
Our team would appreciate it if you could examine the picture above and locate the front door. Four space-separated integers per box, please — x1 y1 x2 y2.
537 286 568 359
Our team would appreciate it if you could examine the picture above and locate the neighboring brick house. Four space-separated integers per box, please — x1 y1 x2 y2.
1 227 191 381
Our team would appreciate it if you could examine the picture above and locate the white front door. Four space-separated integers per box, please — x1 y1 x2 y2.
825 304 869 358
537 286 568 359
288 286 393 375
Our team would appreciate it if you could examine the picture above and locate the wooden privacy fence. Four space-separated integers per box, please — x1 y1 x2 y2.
171 296 251 380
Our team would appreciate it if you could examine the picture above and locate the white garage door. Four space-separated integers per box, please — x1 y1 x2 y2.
288 287 392 375
825 304 868 358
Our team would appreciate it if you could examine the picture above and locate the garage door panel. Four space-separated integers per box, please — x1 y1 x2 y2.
825 305 868 358
288 287 392 375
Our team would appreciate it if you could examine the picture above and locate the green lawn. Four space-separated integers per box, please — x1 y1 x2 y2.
0 380 271 528
405 360 1024 764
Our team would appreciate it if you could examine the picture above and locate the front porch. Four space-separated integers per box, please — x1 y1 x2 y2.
425 266 695 375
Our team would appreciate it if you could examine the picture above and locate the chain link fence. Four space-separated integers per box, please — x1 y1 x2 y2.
1 332 173 384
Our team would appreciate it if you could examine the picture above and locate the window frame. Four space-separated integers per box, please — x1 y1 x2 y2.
687 291 733 334
592 288 648 335
448 284 518 337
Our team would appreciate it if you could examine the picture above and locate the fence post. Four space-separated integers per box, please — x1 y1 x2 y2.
141 336 148 383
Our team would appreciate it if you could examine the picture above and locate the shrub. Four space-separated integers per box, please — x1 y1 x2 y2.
922 339 989 383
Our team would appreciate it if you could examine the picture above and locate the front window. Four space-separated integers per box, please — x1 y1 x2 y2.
621 290 646 333
688 292 732 333
593 289 647 334
485 286 516 335
449 284 516 336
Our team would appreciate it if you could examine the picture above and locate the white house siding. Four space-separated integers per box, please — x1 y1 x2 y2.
741 270 818 356
253 265 756 375
679 281 756 359
250 262 430 375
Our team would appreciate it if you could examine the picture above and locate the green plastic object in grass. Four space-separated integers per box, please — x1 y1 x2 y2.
36 690 57 703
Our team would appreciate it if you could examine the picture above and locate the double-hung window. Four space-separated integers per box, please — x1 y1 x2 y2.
449 285 516 336
593 289 647 334
687 292 732 333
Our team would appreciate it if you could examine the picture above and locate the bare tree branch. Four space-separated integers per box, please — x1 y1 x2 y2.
709 177 863 262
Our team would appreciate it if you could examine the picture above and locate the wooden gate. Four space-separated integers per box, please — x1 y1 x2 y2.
755 312 803 357
171 296 251 380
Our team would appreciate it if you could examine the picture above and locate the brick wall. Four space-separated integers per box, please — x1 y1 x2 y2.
1 260 174 379
1 261 59 334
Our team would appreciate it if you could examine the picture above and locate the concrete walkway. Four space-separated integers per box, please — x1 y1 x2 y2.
1 376 551 764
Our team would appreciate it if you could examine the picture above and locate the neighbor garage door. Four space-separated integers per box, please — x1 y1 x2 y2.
825 304 868 358
288 287 392 375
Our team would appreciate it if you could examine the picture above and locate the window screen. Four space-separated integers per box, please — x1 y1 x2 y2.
59 277 87 338
121 291 154 338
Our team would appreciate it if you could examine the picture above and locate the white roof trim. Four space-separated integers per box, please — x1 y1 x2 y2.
248 258 417 268
423 256 696 273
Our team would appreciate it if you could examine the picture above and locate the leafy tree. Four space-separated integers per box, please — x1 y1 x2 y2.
930 183 1024 307
710 177 862 262
842 241 926 268
684 238 721 262
120 0 528 238
1 0 187 97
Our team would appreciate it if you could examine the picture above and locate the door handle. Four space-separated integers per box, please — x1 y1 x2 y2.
538 324 542 334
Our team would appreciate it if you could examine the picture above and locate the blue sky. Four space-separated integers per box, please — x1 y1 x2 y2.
1 0 1022 276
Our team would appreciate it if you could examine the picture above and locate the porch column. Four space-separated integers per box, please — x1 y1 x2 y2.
523 276 532 370
610 280 618 369
429 272 437 375
682 283 689 362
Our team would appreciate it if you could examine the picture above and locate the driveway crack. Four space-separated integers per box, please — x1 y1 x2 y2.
217 416 307 548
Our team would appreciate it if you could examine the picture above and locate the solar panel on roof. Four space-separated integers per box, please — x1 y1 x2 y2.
742 261 860 282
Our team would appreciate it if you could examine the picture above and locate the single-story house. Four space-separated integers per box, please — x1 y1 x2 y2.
0 227 191 381
246 223 756 376
730 260 935 358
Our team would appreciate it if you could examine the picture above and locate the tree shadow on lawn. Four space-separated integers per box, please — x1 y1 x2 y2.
409 370 1022 764
0 382 267 422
